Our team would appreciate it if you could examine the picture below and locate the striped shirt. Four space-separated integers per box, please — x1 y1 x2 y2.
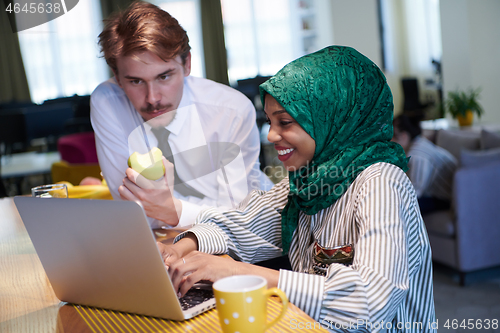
177 163 436 332
407 136 458 200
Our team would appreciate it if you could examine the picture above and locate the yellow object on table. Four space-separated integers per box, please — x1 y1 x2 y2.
56 181 113 200
72 297 327 333
213 275 288 333
51 160 102 186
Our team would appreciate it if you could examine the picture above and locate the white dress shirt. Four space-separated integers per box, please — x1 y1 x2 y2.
90 76 273 228
175 163 436 332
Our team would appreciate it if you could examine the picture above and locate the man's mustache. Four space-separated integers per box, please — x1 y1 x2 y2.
141 104 172 113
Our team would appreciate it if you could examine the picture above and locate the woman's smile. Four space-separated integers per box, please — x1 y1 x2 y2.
275 146 295 161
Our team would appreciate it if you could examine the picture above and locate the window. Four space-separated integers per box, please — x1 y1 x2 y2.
150 0 205 78
221 0 298 85
16 0 107 104
17 0 205 104
380 0 442 75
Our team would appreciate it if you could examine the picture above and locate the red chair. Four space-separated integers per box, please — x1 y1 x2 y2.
57 132 98 164
52 132 101 185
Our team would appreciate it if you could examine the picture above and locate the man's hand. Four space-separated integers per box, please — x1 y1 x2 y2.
118 157 182 226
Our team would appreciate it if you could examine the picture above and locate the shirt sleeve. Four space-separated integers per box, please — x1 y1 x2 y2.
90 82 132 201
177 200 207 227
174 178 289 262
278 269 326 322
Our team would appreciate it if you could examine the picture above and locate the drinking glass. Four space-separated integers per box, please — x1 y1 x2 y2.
31 184 68 198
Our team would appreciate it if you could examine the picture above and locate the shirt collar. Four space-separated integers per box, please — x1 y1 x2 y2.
164 77 191 136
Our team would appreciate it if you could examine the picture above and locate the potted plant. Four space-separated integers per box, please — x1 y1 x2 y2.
444 88 484 127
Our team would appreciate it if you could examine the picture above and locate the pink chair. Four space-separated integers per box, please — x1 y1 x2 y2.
57 132 98 164
53 132 101 185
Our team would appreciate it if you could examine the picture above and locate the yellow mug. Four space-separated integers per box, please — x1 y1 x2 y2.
213 275 288 333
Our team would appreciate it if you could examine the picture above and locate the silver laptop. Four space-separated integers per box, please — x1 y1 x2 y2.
14 196 215 321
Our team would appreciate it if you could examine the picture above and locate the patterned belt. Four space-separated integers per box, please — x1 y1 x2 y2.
310 241 354 276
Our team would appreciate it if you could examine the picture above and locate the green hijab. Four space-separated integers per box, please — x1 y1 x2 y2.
259 46 408 254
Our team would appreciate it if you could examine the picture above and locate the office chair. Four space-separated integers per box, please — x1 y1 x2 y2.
0 109 28 155
401 77 429 119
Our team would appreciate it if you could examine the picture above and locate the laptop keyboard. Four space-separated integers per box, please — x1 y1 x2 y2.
179 286 214 311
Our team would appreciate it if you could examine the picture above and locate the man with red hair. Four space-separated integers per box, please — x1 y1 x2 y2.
91 1 271 228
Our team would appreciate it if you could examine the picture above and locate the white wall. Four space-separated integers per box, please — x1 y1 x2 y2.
314 0 500 125
314 0 336 52
440 0 500 125
328 0 382 67
315 0 402 113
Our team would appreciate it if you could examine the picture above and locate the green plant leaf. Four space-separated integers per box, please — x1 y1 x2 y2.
444 88 484 118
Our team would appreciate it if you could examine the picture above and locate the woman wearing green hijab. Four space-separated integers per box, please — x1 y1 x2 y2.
161 46 436 332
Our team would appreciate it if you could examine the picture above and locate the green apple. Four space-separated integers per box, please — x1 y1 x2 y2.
127 147 165 180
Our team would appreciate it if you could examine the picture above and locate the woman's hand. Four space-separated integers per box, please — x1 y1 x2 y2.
158 233 280 297
156 241 183 268
168 252 281 297
157 233 199 267
168 251 242 297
